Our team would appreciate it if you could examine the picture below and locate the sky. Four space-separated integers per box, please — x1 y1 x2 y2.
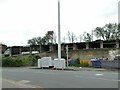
0 0 119 46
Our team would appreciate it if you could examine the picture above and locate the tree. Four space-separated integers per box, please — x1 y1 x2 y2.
36 37 42 45
28 37 44 45
44 31 54 45
41 37 46 45
94 23 119 40
117 23 120 39
28 38 37 45
63 36 66 43
53 32 57 44
83 32 92 42
47 31 54 43
113 23 120 40
79 35 83 42
71 32 77 43
94 27 105 40
28 31 55 45
67 31 77 43
103 23 117 40
67 31 72 43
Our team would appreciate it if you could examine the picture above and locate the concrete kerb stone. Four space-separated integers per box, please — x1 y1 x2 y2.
28 67 104 71
28 66 119 72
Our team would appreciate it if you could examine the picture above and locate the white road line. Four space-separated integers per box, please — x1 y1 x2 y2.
88 76 119 82
109 73 119 75
64 71 72 72
95 74 103 76
75 75 119 82
2 78 42 88
33 71 55 74
19 80 31 84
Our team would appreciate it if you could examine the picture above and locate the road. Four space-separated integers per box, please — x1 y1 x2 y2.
2 67 119 88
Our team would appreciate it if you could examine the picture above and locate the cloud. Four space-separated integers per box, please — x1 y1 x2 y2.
0 0 119 46
102 1 118 18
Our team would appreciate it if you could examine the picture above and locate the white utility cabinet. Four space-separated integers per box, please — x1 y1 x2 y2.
53 58 66 69
41 57 53 68
37 59 41 68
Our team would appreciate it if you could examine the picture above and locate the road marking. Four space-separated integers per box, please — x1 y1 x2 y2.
2 78 42 88
95 74 103 76
34 72 55 74
109 73 119 75
64 71 75 72
19 80 31 84
75 75 119 82
75 75 83 78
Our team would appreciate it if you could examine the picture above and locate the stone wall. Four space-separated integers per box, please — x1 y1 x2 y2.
68 49 116 60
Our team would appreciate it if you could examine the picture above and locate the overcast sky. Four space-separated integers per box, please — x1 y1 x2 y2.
0 0 119 46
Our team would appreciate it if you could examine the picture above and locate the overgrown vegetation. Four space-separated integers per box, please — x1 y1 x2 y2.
2 55 41 67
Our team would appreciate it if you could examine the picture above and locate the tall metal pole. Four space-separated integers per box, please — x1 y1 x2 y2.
66 45 68 67
58 0 61 60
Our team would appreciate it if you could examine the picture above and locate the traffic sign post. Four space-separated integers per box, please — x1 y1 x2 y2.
66 45 68 67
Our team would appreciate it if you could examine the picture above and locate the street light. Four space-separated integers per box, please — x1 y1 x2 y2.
58 0 61 61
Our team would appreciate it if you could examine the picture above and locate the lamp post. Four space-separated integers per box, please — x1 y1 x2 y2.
58 0 61 60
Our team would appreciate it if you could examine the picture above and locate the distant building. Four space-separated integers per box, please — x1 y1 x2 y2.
3 39 120 56
0 44 7 54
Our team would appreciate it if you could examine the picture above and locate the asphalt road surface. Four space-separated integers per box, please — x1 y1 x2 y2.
2 67 119 88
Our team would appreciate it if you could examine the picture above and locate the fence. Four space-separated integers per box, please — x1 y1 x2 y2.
100 60 120 69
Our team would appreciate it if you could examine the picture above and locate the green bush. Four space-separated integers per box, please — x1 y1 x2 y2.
2 55 41 67
28 55 41 66
76 58 80 64
14 59 23 67
2 57 16 67
69 58 81 67
61 51 67 60
18 56 30 66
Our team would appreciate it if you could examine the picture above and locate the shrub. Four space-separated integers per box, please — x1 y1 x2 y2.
69 58 81 67
2 57 16 67
29 55 41 66
14 59 23 67
76 58 80 64
2 55 41 67
19 55 30 66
